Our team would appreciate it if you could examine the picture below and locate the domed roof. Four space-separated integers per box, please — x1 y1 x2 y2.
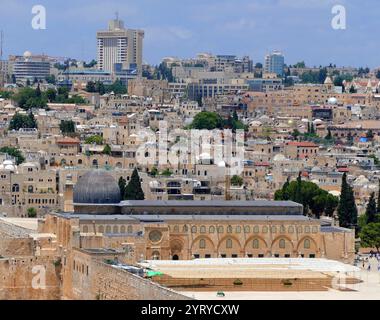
24 51 32 58
328 97 338 105
73 170 121 204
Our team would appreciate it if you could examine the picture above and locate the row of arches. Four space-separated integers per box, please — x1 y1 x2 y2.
167 235 319 260
82 224 134 234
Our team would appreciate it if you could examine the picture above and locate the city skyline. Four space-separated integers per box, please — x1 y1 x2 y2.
0 0 379 68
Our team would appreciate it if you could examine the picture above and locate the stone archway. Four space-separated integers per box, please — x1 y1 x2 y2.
170 239 183 260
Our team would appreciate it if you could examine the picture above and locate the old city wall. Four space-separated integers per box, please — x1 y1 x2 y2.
0 256 61 300
70 259 191 300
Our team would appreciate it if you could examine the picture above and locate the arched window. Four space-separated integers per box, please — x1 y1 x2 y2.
227 225 233 233
304 239 311 249
78 159 83 165
98 225 104 233
120 226 126 233
297 226 303 233
28 185 34 193
253 226 259 233
113 226 119 233
183 225 188 232
236 226 242 233
209 226 215 233
92 159 98 167
244 226 250 233
305 226 311 233
280 225 286 233
199 239 206 249
127 225 133 233
253 239 259 249
200 226 206 233
12 184 19 192
217 226 224 234
271 226 277 233
83 226 88 233
288 226 294 233
279 239 286 249
312 226 318 233
173 225 179 233
226 238 232 249
152 251 160 260
191 226 197 233
262 226 268 233
105 225 111 233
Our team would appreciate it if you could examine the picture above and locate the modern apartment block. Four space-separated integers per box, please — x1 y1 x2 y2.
9 52 52 83
264 50 285 76
96 18 144 75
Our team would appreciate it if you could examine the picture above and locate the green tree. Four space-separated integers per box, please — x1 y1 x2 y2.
103 144 111 155
231 175 243 187
337 173 358 229
59 120 76 134
124 168 145 200
150 167 158 177
274 177 339 218
27 207 37 218
9 113 37 130
161 168 173 177
85 135 103 145
190 112 224 130
365 192 378 224
45 88 57 102
360 223 380 252
366 129 374 140
86 81 96 92
325 129 332 140
0 147 25 165
325 194 339 217
118 176 127 199
45 75 56 84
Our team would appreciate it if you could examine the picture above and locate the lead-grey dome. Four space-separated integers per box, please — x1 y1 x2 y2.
73 170 121 204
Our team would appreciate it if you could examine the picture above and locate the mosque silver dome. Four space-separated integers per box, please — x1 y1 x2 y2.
73 170 121 204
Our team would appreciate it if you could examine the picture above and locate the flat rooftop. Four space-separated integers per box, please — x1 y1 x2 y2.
139 258 360 279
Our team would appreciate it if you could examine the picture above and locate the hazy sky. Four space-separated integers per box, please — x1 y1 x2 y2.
0 0 379 68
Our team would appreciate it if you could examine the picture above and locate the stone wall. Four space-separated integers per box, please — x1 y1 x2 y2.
0 256 61 300
67 250 191 300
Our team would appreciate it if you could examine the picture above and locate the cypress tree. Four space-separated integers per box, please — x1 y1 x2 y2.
338 173 349 227
365 192 377 224
377 180 380 214
118 176 126 199
294 172 303 205
282 177 290 200
338 173 358 228
124 168 145 200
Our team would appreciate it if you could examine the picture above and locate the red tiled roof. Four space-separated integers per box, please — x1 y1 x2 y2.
254 161 271 167
56 137 80 145
286 141 318 147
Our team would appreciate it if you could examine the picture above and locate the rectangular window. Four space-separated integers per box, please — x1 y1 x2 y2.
221 254 226 258
231 254 238 258
309 254 315 258
205 254 211 259
258 254 264 258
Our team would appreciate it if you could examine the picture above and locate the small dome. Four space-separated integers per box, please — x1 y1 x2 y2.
73 170 121 204
217 160 226 167
4 164 15 172
311 166 322 172
24 51 32 58
3 160 13 166
328 97 338 105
